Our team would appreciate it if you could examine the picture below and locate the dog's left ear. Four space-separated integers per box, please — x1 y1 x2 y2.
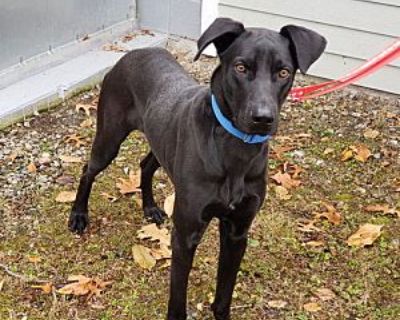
280 25 327 74
194 18 245 61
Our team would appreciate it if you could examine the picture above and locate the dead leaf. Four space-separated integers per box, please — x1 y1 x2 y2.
132 245 156 270
137 223 171 246
0 279 4 292
297 220 322 233
56 175 75 185
283 162 303 179
55 191 76 203
323 147 335 155
347 223 383 247
363 128 380 139
59 155 82 163
314 288 336 301
354 145 371 163
341 149 354 161
267 300 287 309
27 255 41 263
313 202 341 225
364 204 399 218
101 192 118 203
304 240 325 247
103 43 128 52
6 152 19 162
163 193 175 217
274 185 292 200
76 103 97 117
27 162 37 173
271 145 295 160
58 275 112 298
150 244 172 260
303 302 321 312
65 134 86 148
80 118 93 128
32 282 53 294
271 171 301 189
116 171 141 195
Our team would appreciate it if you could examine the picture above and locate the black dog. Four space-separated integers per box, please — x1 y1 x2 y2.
69 18 326 320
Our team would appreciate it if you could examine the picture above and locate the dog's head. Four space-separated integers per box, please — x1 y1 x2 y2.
195 18 327 135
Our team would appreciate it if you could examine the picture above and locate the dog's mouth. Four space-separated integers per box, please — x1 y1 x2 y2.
235 117 277 136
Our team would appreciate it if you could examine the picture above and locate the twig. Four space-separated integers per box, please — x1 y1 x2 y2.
0 262 49 283
231 304 253 310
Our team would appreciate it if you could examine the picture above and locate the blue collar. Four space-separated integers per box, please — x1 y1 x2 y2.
211 94 271 144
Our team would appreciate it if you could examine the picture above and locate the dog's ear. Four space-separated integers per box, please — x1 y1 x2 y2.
280 25 327 74
194 18 245 61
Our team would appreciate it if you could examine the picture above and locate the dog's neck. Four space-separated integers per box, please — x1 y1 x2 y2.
210 66 234 120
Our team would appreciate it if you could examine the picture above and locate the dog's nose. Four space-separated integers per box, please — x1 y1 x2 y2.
251 109 274 124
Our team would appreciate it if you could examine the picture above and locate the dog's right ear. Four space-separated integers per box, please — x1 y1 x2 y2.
194 18 245 61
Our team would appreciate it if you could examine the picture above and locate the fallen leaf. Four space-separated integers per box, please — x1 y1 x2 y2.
271 145 295 160
314 288 336 301
323 147 335 155
137 224 171 246
27 162 37 173
32 283 53 294
271 171 301 189
347 223 383 247
150 244 172 260
80 118 93 128
313 202 341 225
6 152 19 162
55 191 76 203
341 149 354 161
363 128 380 139
101 192 118 203
267 300 287 309
132 245 156 270
103 43 128 52
303 302 321 312
274 185 292 200
304 240 325 247
354 145 371 163
58 275 112 298
283 162 303 179
76 103 97 116
0 279 4 292
65 134 86 148
163 193 175 217
116 171 141 195
59 155 82 163
297 220 322 233
56 175 75 185
27 255 41 263
364 204 399 218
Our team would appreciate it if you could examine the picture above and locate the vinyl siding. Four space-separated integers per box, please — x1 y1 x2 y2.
219 0 400 94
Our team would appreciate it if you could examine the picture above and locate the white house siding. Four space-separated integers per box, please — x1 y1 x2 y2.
219 0 400 94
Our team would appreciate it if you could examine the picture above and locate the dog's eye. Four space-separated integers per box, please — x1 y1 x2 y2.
235 63 247 73
278 68 290 79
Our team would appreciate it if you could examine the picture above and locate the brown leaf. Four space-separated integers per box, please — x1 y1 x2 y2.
163 193 175 218
283 162 303 179
347 223 383 247
297 220 322 233
58 275 112 298
76 103 97 116
32 282 53 294
116 171 141 195
132 245 156 270
56 175 75 185
304 240 325 248
354 144 371 163
59 155 82 163
65 134 86 148
314 288 336 301
137 224 171 246
101 192 118 203
303 302 321 312
313 202 341 225
27 255 41 263
27 162 37 173
363 128 379 139
274 185 292 200
271 145 295 160
364 204 399 218
80 118 93 128
55 191 76 203
103 43 128 52
150 244 172 260
267 300 288 309
323 147 335 155
271 171 301 189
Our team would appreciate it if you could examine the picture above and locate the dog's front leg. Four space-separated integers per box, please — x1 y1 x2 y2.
167 208 209 320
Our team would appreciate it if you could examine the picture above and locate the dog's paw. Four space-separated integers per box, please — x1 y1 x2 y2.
68 211 89 234
144 206 166 225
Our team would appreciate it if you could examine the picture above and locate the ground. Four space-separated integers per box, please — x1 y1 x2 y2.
0 43 399 320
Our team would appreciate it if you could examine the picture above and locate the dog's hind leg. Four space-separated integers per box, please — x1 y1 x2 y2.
139 151 166 224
